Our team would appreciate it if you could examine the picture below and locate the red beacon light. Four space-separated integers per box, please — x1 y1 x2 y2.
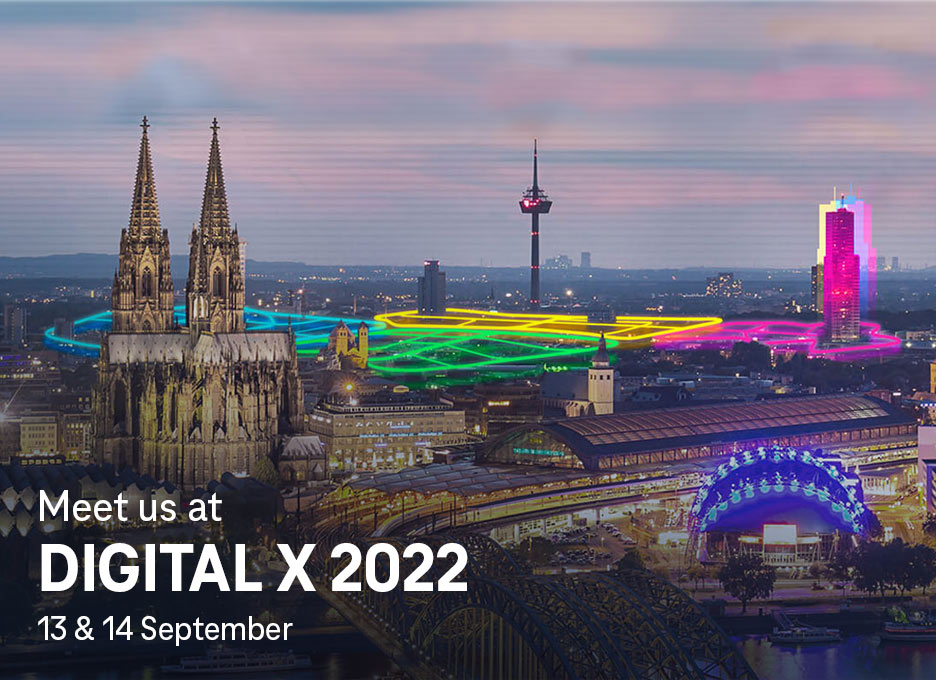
519 190 551 214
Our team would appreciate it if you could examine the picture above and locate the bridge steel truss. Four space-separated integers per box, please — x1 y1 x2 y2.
309 529 757 680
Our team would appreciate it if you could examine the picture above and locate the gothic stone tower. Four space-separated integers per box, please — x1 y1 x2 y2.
112 117 175 332
94 118 302 489
186 118 245 335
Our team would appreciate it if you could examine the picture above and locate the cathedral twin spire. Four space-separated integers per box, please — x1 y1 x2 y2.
112 116 174 333
199 118 232 234
113 117 245 335
186 117 245 335
128 116 161 235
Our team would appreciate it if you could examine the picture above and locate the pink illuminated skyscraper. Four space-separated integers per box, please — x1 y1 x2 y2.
816 189 876 317
823 204 861 343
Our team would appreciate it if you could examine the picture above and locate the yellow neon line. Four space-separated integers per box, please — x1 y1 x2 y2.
373 308 721 342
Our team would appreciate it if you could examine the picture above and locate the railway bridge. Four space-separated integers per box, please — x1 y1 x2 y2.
308 529 757 680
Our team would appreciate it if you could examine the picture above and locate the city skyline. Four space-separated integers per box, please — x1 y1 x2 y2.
2 3 936 268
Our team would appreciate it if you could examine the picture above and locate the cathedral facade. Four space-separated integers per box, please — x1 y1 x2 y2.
93 118 303 489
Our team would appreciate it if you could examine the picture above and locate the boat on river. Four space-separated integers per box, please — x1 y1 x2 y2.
161 648 313 674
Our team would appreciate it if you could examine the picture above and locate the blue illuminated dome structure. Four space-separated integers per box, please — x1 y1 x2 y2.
688 446 875 566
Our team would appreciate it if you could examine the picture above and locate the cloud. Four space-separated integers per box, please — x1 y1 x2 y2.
1 3 936 267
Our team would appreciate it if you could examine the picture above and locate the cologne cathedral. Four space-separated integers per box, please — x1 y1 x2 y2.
93 118 303 488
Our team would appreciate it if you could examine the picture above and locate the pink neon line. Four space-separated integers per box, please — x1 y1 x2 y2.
654 319 901 361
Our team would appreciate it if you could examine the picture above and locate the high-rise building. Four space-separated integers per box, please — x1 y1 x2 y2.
892 256 899 272
817 190 876 316
94 119 302 488
581 252 592 270
417 260 446 314
2 306 27 347
519 140 552 309
810 265 823 313
823 205 860 343
111 117 175 333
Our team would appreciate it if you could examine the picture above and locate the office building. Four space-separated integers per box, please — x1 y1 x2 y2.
580 252 591 269
2 306 27 347
20 413 58 457
307 392 467 472
445 380 543 438
823 205 861 343
810 264 823 313
417 260 446 314
919 427 936 514
817 190 876 316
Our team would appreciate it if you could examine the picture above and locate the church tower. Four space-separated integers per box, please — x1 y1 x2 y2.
112 117 175 333
186 118 245 335
357 322 369 361
588 333 614 415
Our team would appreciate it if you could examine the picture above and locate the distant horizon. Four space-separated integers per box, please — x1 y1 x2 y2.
0 251 925 275
2 3 935 267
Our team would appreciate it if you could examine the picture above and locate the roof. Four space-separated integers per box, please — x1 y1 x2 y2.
106 331 294 365
282 435 325 460
347 461 597 497
495 394 914 465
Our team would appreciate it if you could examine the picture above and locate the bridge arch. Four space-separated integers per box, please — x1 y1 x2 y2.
310 532 756 680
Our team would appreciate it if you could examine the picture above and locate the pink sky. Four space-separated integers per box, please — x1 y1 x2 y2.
0 2 934 268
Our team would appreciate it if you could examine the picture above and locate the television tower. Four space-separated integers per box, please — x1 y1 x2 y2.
519 140 552 309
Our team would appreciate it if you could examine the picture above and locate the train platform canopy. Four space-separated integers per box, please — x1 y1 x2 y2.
345 461 601 498
482 394 916 471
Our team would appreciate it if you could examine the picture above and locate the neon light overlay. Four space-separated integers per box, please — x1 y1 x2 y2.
689 446 871 537
654 319 901 361
44 308 382 358
375 308 720 341
45 307 721 386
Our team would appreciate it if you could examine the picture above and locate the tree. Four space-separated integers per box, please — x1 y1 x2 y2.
616 548 645 572
730 341 771 372
687 563 706 592
826 544 854 589
808 562 823 585
717 553 776 613
852 540 887 599
883 539 914 596
923 515 936 540
909 544 936 595
253 455 279 488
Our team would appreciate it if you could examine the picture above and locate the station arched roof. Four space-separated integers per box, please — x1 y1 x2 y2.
482 394 913 470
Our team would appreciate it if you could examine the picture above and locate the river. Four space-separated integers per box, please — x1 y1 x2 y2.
739 634 936 679
7 637 936 679
0 652 392 680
